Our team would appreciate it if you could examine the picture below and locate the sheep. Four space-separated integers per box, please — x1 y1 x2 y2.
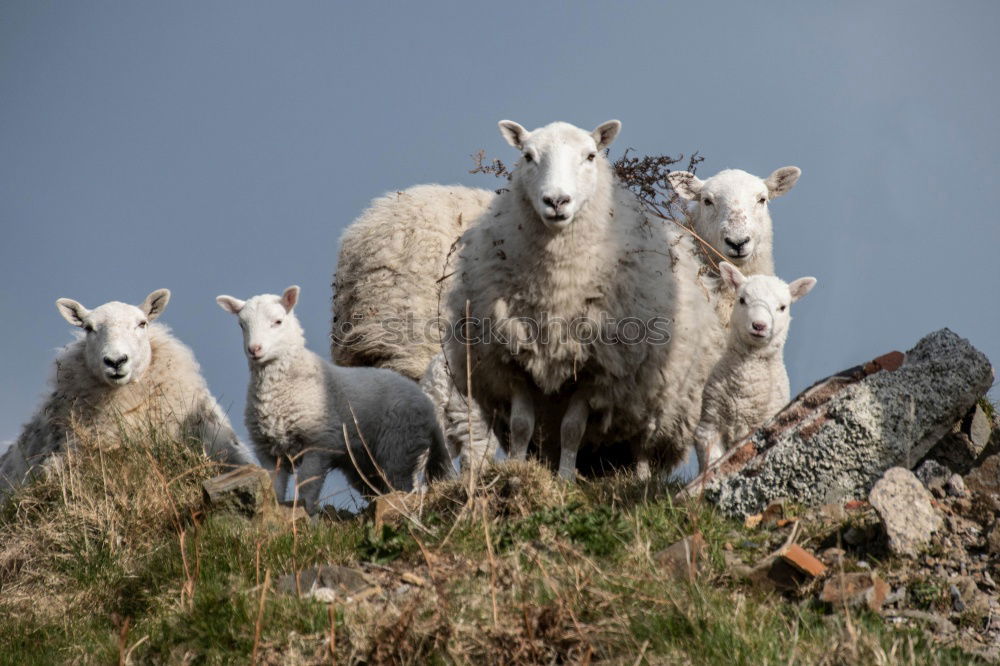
217 285 453 512
446 119 677 480
0 290 254 497
332 184 495 381
693 263 816 472
419 351 498 473
631 166 804 473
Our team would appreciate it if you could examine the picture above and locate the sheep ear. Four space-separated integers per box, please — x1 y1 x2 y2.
280 285 300 312
140 289 171 321
592 120 621 150
498 120 529 150
56 298 90 328
216 295 245 315
765 166 801 200
718 262 746 292
667 171 705 200
788 277 817 303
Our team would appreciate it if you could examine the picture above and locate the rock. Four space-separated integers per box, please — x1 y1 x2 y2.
925 403 995 474
777 544 827 577
869 467 942 557
949 576 992 618
987 524 1000 555
890 609 956 635
202 466 275 517
820 572 890 612
965 453 1000 499
276 565 375 601
654 532 705 582
819 547 846 565
914 460 951 491
679 330 994 517
748 543 826 591
946 474 968 498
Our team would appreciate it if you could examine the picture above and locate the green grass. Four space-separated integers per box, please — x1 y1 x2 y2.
0 431 984 665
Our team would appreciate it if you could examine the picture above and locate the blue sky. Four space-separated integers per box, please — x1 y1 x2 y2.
2 2 998 469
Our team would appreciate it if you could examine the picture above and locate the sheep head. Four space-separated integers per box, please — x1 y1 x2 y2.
668 167 800 272
217 286 304 365
56 289 170 386
498 119 620 230
719 262 815 351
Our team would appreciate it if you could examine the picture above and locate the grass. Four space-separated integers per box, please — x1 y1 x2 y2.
0 428 983 665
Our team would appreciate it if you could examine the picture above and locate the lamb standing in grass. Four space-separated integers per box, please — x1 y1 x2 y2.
217 286 452 512
693 262 816 472
0 290 253 497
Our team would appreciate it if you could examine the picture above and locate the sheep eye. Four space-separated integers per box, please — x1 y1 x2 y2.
758 197 767 204
138 321 147 329
739 297 746 305
779 305 787 312
586 152 596 162
84 324 94 333
703 198 713 206
523 152 533 163
274 319 282 326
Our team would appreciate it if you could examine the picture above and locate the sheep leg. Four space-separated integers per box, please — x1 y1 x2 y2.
294 450 328 514
557 392 589 481
508 386 535 461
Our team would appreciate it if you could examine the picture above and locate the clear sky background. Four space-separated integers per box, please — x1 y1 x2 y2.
2 2 998 484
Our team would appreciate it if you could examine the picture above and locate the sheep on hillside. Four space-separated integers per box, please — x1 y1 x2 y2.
332 184 495 381
217 286 453 513
693 262 816 472
446 119 676 479
0 289 253 497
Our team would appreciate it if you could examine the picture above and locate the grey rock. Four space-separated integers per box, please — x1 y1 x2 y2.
869 467 942 557
202 465 274 517
925 403 996 473
684 329 993 517
914 459 951 490
276 564 373 598
945 473 968 497
950 584 965 612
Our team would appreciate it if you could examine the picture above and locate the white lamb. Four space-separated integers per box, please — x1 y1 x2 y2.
0 290 253 497
446 119 675 479
693 262 816 472
217 286 453 513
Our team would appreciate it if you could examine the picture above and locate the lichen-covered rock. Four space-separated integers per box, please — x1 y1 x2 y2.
869 467 942 557
685 329 993 517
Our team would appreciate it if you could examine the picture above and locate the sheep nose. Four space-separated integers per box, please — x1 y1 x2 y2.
752 321 768 332
725 237 751 252
248 344 263 357
103 355 128 369
542 194 571 210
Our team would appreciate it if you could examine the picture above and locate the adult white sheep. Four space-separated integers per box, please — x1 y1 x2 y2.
332 184 495 381
0 289 254 497
693 262 816 472
217 286 453 513
446 119 676 479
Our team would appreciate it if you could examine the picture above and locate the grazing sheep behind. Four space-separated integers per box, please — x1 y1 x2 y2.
693 262 817 472
332 184 495 380
0 289 253 497
217 286 452 512
447 119 676 479
419 351 498 473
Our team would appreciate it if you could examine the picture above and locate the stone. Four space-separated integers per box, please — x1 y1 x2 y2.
820 572 890 612
654 532 706 582
778 544 827 578
869 467 942 557
925 404 995 473
680 330 994 517
965 453 1000 499
277 565 375 600
890 609 956 635
202 465 275 517
945 474 968 498
914 460 951 491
